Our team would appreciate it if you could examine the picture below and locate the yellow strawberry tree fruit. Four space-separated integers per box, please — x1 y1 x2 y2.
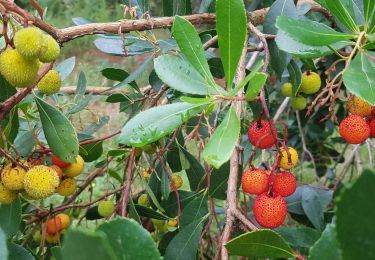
291 96 307 110
300 71 321 94
63 155 85 178
1 163 27 191
56 178 77 196
37 70 62 95
170 175 183 191
56 213 70 229
281 82 293 97
45 232 60 244
0 183 18 204
347 95 373 117
278 147 299 170
23 165 60 199
14 27 46 59
137 194 150 207
39 34 61 62
167 219 178 228
0 48 39 88
98 201 115 217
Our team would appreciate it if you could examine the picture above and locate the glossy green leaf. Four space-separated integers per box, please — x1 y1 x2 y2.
119 102 208 147
336 169 375 260
98 218 161 260
229 60 264 96
181 148 205 191
167 142 182 173
0 229 8 260
216 0 247 86
35 96 79 163
364 0 375 33
276 227 320 248
79 141 103 162
163 0 192 16
134 205 169 220
0 198 21 238
0 74 17 102
343 51 375 105
263 0 297 78
325 0 357 32
287 60 302 96
209 161 231 200
309 223 342 260
94 36 153 57
245 72 267 99
226 230 295 258
161 190 203 217
7 243 35 260
61 229 116 260
276 16 355 46
180 192 208 229
203 107 240 169
154 54 217 95
172 16 217 89
302 187 324 231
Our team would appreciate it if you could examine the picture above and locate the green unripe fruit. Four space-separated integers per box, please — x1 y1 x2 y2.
37 70 62 95
98 201 115 217
14 27 46 59
291 96 307 110
39 35 61 63
281 83 293 97
0 48 39 88
137 194 150 207
300 71 321 94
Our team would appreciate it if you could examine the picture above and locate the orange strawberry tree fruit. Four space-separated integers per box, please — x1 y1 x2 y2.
0 0 374 259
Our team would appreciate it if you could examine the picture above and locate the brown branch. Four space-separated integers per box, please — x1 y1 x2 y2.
120 148 136 216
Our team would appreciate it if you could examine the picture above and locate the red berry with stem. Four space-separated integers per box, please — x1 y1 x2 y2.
248 119 277 149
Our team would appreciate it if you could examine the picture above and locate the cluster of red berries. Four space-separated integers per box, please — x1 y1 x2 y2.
339 96 375 144
244 119 298 228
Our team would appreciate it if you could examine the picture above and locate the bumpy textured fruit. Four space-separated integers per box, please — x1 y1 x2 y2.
137 194 150 207
33 231 41 242
281 83 293 97
300 71 321 94
46 217 62 236
278 147 299 170
248 119 277 149
347 96 373 117
0 183 17 204
339 115 370 144
167 219 178 227
63 155 85 178
170 175 183 191
14 27 45 59
23 165 60 199
291 96 307 110
98 201 115 217
56 213 70 229
253 193 287 228
272 172 297 197
45 233 60 244
37 70 62 95
56 178 77 196
50 165 64 179
241 169 270 195
1 163 27 191
51 155 71 168
368 117 375 138
39 34 60 62
0 48 39 88
142 168 152 181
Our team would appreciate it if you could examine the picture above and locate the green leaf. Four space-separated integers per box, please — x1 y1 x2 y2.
276 30 349 58
343 51 375 105
325 0 358 32
164 217 207 260
364 0 375 33
163 0 192 16
0 107 19 148
134 205 169 220
276 16 355 46
336 169 375 260
302 187 324 231
202 107 240 169
181 148 205 191
76 72 87 96
119 102 208 147
98 218 161 260
167 141 183 173
226 229 295 258
245 72 267 99
229 60 264 96
287 60 302 96
263 0 297 79
56 57 75 81
0 74 17 102
216 0 247 86
79 141 103 162
154 54 217 95
161 190 204 217
172 16 217 89
0 198 21 238
35 96 79 163
276 227 320 248
0 229 8 260
309 223 342 260
61 229 117 260
7 243 35 260
209 161 242 200
180 192 208 229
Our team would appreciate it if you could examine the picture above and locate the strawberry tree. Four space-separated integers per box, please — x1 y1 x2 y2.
0 0 374 259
